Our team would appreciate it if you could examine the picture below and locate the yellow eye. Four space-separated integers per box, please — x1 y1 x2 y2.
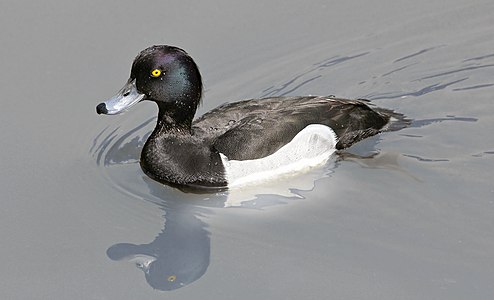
151 69 161 77
167 275 176 282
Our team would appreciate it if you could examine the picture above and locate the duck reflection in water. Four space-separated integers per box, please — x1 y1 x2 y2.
107 200 211 291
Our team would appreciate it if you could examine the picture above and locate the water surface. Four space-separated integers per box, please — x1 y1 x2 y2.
1 0 493 299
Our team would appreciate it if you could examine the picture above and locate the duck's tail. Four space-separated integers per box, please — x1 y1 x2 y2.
375 107 412 132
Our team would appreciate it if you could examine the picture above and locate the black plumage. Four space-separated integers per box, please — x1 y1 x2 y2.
97 45 408 190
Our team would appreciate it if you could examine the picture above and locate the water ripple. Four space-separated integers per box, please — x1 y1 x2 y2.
367 78 468 100
393 47 438 63
314 52 370 68
403 154 449 162
472 151 494 158
463 53 494 62
381 63 417 77
419 64 494 80
453 83 494 91
262 52 369 97
410 115 478 128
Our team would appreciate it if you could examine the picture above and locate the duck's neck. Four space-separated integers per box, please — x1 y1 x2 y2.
152 102 195 136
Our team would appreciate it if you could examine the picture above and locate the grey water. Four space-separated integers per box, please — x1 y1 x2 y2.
1 0 494 299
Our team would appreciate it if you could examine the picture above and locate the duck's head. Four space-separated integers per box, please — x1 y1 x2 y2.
96 45 202 125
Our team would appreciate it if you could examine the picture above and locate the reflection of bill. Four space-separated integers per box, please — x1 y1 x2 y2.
107 204 210 291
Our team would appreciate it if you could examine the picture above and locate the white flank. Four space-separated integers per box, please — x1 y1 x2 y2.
221 124 338 188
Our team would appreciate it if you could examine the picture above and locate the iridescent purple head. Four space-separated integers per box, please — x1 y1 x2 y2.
97 45 202 122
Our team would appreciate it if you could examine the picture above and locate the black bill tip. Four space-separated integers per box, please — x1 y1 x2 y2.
96 103 108 114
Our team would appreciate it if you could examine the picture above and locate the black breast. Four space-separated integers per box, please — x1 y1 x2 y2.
140 132 227 189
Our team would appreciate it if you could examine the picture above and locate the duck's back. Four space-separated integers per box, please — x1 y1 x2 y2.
192 96 407 161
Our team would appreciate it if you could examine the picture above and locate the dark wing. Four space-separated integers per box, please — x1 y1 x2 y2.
192 96 403 160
